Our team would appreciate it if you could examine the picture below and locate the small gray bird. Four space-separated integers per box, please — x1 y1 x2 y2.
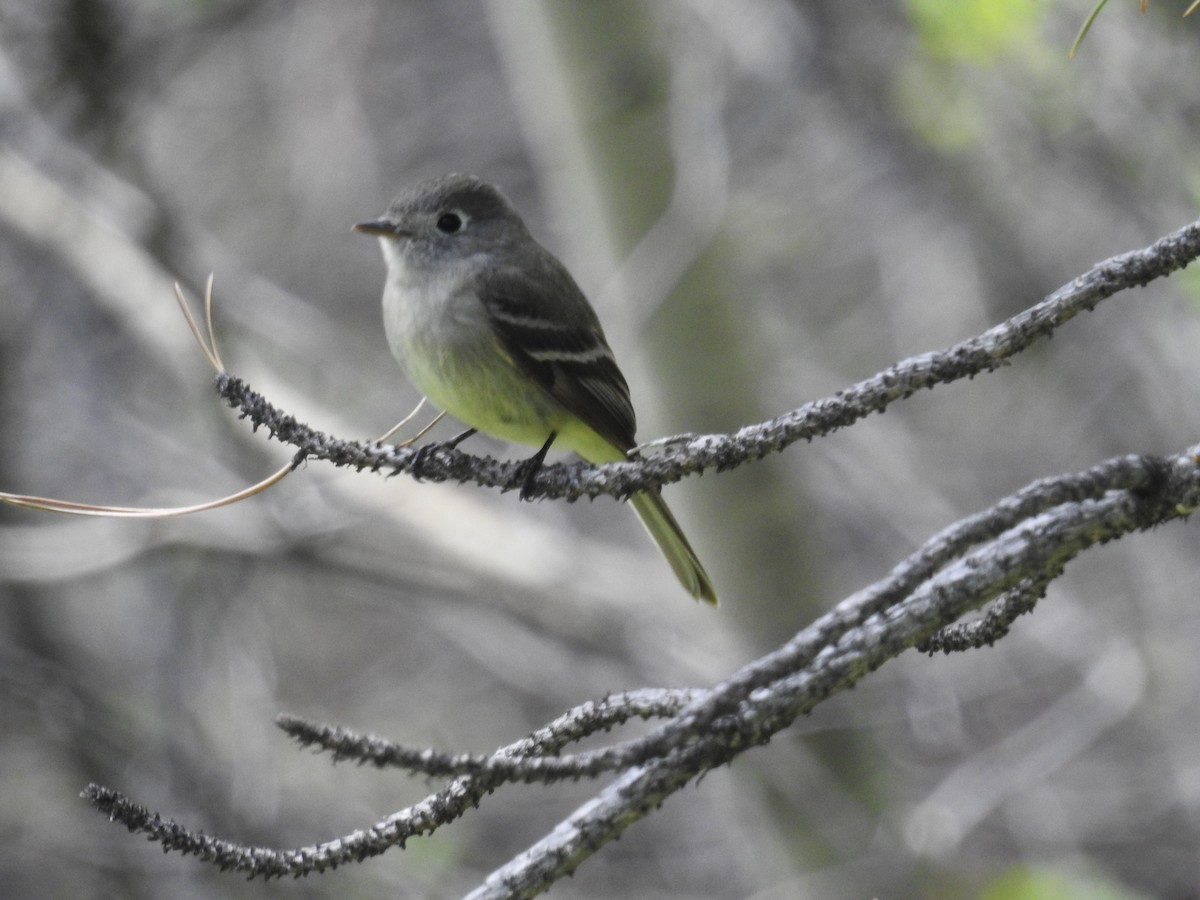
355 174 716 604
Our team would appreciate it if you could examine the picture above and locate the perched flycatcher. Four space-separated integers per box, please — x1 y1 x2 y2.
354 173 717 604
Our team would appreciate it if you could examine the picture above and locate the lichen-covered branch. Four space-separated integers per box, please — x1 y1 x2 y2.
214 216 1200 501
469 445 1200 898
86 214 1200 895
83 442 1200 894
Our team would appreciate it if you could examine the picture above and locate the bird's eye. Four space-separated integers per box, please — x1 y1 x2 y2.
436 212 463 234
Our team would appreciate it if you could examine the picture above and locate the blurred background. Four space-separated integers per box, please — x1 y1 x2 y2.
1 1 1199 897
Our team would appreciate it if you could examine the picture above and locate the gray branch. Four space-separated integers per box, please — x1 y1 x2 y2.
85 217 1200 897
469 447 1200 898
214 215 1200 500
84 444 1200 893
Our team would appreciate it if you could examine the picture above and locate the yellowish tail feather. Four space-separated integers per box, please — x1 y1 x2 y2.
629 489 718 605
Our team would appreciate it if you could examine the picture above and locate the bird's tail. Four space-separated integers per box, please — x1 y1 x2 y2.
629 489 718 605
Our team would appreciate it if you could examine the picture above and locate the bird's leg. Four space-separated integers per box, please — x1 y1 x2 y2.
412 428 477 475
517 432 557 501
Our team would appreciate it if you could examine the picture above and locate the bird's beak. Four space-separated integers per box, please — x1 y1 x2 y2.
353 218 404 237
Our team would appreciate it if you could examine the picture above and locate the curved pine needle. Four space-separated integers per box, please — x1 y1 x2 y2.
174 281 222 373
0 400 439 518
203 273 225 371
1069 0 1110 59
4 275 444 519
388 404 440 446
0 462 293 517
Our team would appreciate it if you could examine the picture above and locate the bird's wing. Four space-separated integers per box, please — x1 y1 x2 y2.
481 262 636 452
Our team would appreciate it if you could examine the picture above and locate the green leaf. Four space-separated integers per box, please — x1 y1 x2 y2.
906 0 1045 64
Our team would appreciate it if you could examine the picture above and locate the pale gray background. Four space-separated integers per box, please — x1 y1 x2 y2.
1 2 1199 898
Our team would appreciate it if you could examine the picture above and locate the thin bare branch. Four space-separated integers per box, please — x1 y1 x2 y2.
84 441 1200 892
213 216 1200 500
81 214 1200 894
275 688 702 777
468 445 1200 897
81 691 702 878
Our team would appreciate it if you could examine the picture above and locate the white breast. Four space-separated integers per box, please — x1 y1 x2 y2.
378 244 562 447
